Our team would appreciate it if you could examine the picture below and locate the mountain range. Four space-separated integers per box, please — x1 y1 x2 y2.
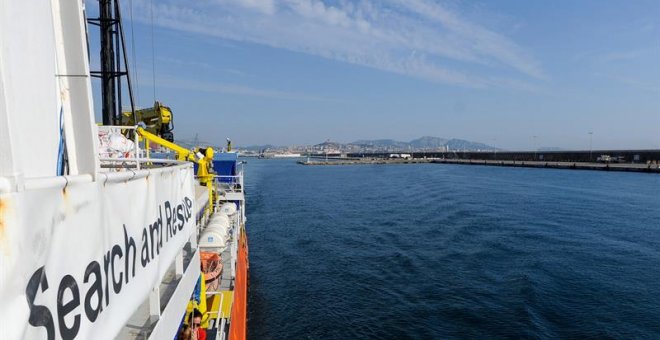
239 136 497 151
348 136 496 151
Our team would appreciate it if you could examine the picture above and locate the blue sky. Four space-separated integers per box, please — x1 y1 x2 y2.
86 0 659 150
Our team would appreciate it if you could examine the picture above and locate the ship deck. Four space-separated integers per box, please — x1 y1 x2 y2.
117 182 210 339
115 171 245 339
117 242 197 339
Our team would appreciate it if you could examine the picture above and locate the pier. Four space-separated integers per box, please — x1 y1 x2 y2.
347 149 660 163
430 159 660 173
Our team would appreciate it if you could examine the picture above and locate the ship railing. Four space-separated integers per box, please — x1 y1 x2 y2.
98 125 187 171
16 162 201 339
212 174 243 193
145 239 200 340
107 163 200 340
203 211 242 339
204 290 229 340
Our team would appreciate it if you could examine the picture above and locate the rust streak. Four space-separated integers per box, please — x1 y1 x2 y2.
0 198 11 256
0 198 6 235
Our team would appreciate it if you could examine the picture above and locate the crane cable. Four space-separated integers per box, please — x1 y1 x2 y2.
149 0 156 103
128 0 139 105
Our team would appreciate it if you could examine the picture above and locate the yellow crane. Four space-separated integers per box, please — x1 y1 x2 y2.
122 101 174 142
136 127 216 216
122 101 216 214
136 127 214 185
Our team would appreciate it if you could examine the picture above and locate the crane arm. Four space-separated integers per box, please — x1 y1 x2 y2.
137 127 195 161
137 127 214 188
137 126 217 217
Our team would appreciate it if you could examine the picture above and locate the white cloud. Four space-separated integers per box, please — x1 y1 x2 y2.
153 74 327 101
128 0 543 88
235 0 276 15
388 0 545 79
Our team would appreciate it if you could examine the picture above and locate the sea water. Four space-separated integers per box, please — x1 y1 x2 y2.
242 159 660 339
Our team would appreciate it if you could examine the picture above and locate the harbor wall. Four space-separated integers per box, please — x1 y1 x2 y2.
347 150 660 163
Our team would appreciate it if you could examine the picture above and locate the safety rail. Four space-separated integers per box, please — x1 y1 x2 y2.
99 157 184 170
97 125 189 171
97 125 142 169
205 291 228 340
212 174 243 193
203 203 242 340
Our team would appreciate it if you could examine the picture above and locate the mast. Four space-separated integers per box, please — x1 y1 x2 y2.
88 0 136 125
100 0 115 125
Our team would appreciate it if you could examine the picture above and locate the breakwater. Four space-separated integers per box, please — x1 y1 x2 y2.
348 149 660 163
298 157 660 173
432 159 660 173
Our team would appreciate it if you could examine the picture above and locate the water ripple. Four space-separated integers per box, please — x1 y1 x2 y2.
243 160 660 339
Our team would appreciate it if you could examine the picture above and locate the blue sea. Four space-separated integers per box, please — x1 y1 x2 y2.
243 159 660 339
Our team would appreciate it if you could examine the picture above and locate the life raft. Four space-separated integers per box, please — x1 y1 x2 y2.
200 251 223 291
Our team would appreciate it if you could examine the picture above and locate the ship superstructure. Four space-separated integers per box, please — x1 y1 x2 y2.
0 1 248 339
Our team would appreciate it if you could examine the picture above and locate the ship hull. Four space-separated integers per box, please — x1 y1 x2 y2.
229 228 249 340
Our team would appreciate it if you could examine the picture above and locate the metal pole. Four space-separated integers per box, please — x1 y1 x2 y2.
99 0 116 125
114 3 122 125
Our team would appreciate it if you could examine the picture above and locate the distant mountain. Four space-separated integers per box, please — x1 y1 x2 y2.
409 136 449 148
238 144 279 151
445 138 496 151
350 139 409 149
315 140 344 149
233 136 497 153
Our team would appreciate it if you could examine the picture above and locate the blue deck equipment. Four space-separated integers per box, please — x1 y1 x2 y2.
213 152 238 183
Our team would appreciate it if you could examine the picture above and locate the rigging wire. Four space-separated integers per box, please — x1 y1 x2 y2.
149 0 156 103
128 0 139 106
